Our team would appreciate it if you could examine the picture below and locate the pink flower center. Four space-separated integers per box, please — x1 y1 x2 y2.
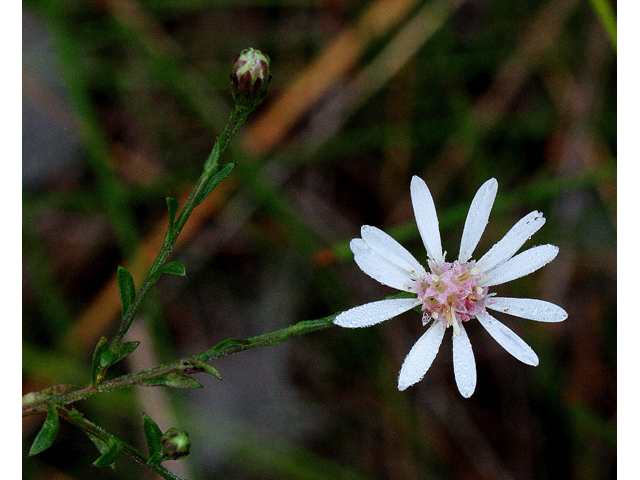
416 260 491 331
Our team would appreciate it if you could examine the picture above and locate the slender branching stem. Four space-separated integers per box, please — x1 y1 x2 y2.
25 49 274 480
58 406 187 480
110 106 249 350
110 171 210 349
23 314 337 417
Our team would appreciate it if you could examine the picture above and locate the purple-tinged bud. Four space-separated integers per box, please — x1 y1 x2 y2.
161 428 191 460
230 48 271 110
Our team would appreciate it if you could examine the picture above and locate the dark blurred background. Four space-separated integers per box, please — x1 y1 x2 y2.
23 0 616 479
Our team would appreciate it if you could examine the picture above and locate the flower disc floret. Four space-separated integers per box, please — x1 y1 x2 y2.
417 260 491 330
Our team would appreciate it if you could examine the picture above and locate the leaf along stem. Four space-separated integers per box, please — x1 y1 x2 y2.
58 407 187 480
23 314 336 417
110 106 249 351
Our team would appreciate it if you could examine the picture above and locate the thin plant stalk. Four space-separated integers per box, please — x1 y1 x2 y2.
110 106 250 350
23 313 337 417
58 407 185 480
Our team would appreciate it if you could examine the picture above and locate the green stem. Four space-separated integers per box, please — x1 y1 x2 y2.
110 106 250 350
110 172 209 349
23 314 337 417
204 106 249 172
58 407 187 480
195 315 337 363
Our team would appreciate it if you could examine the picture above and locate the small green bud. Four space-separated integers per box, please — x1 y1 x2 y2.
230 48 271 110
161 428 191 460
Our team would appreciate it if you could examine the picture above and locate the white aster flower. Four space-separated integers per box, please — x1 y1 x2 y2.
334 176 567 397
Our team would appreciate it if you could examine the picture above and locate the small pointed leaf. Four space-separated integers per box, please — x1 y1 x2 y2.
117 341 141 361
179 359 222 380
142 413 163 465
92 339 141 384
85 432 108 453
83 431 115 470
158 260 186 277
195 163 234 206
200 364 222 379
92 437 122 468
99 349 119 368
28 404 60 456
140 372 203 389
191 361 222 380
148 451 165 466
91 337 109 385
149 260 187 283
209 338 251 353
116 266 136 318
100 341 141 369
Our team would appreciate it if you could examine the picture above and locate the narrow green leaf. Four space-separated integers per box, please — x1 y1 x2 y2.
209 338 252 353
99 349 119 368
116 266 136 318
100 341 140 369
166 197 179 231
28 404 60 456
194 163 234 206
157 260 186 277
148 451 165 466
179 359 222 380
198 363 222 380
117 341 140 361
140 373 203 389
92 339 140 383
92 437 122 468
149 260 186 284
91 336 109 386
142 413 163 465
85 432 108 454
84 431 115 470
74 409 117 470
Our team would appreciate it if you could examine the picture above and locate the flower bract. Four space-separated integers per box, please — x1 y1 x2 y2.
230 48 271 110
334 176 567 397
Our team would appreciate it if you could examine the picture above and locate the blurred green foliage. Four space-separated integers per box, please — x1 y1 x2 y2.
23 0 615 479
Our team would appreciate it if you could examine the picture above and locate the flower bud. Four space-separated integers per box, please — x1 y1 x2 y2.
230 48 271 110
161 428 191 460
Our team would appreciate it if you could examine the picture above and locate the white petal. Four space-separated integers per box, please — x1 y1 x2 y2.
410 176 444 264
334 298 421 328
351 239 418 292
477 313 539 366
360 225 426 278
479 244 559 287
458 178 498 263
398 320 446 390
488 297 568 322
452 323 477 397
476 211 546 273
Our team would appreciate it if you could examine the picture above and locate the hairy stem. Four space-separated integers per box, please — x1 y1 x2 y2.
23 314 337 416
111 171 210 349
58 407 187 480
110 107 250 350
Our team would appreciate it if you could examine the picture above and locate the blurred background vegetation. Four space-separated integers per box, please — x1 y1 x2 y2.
23 0 616 479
